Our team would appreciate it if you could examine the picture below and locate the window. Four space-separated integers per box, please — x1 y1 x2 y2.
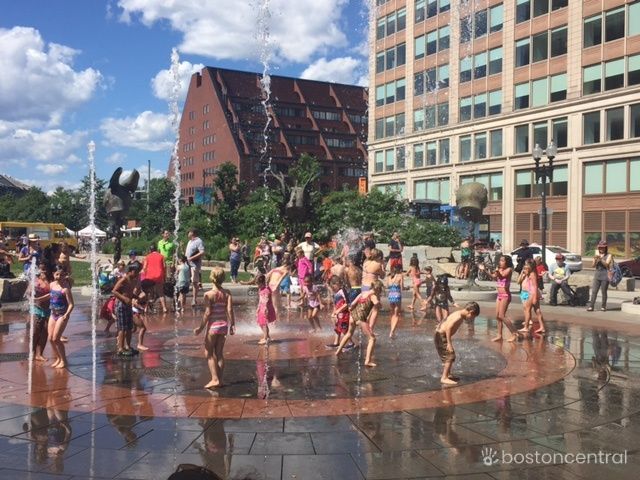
532 31 548 62
376 53 385 73
583 111 601 145
439 139 450 164
460 97 472 122
606 161 626 193
426 68 436 92
377 18 386 40
551 166 568 196
550 74 567 102
374 151 384 173
386 48 396 70
414 72 424 96
415 178 450 204
583 64 602 94
396 146 406 170
425 106 436 129
460 56 472 82
396 79 406 101
516 38 530 67
440 0 450 13
631 104 640 138
439 26 450 50
552 0 567 9
385 149 394 171
438 102 449 126
414 109 424 131
490 129 503 157
375 119 384 139
553 117 568 148
426 31 437 55
551 27 567 57
605 8 625 42
475 10 488 38
490 173 503 200
385 116 395 137
584 15 602 47
630 1 640 37
517 0 531 23
605 58 624 90
460 16 472 43
516 170 532 198
584 163 603 194
531 77 548 107
415 0 425 22
438 64 449 88
474 93 486 118
415 35 425 59
533 121 548 150
629 54 640 85
631 158 640 190
606 107 624 141
460 135 472 162
515 83 530 110
375 85 385 107
397 9 406 31
475 133 487 160
489 47 502 75
490 4 503 33
427 0 438 18
426 142 437 165
533 0 548 17
515 124 529 153
414 144 424 168
474 52 487 78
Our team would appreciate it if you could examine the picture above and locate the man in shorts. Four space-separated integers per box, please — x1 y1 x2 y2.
185 228 205 306
141 244 168 313
112 264 140 356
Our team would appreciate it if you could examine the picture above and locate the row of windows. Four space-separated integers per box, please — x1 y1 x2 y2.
287 134 318 145
375 43 406 73
414 26 450 59
181 157 194 167
180 172 195 182
375 78 406 106
460 48 502 82
515 74 567 110
415 0 450 23
583 55 640 95
183 141 195 152
376 8 406 40
203 104 210 115
460 130 503 162
516 166 568 198
584 104 640 145
415 177 449 204
374 113 405 139
584 159 640 195
274 106 304 118
373 147 406 173
312 110 341 121
584 2 640 48
203 151 215 161
516 0 568 24
339 167 366 177
203 135 215 146
515 27 567 67
414 65 449 95
461 173 503 201
459 90 502 122
376 183 407 198
515 118 568 154
326 138 356 148
348 113 367 124
181 187 196 197
460 4 503 43
414 103 448 131
413 138 450 168
203 120 210 130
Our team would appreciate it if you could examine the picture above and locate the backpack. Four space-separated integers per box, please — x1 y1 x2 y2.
608 260 623 287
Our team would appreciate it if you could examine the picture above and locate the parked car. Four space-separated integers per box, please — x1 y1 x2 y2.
510 244 583 272
618 257 640 277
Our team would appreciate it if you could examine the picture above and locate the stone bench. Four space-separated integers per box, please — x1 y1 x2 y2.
0 278 28 303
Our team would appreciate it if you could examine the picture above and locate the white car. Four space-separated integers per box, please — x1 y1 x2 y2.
510 244 583 272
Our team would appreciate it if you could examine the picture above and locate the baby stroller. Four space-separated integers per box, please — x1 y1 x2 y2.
98 269 116 295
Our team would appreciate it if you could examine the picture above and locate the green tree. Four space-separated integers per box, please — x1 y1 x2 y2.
211 162 246 238
48 187 84 231
12 187 50 222
127 178 177 237
236 188 284 240
0 194 17 221
77 174 108 229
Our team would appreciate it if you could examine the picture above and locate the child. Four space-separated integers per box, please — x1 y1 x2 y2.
48 265 74 369
100 295 117 335
175 255 191 312
266 262 290 316
327 276 354 349
420 266 435 313
194 268 235 388
300 274 322 332
112 264 140 357
387 265 405 338
336 280 384 367
425 275 459 324
534 256 547 292
518 260 546 335
406 254 422 310
31 262 50 362
434 302 480 385
255 274 276 345
132 292 149 351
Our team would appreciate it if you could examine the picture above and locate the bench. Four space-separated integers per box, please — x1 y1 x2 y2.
426 247 453 263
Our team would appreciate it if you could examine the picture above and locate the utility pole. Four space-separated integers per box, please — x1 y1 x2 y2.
147 159 151 212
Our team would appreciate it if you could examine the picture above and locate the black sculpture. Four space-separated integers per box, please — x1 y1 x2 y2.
104 167 139 262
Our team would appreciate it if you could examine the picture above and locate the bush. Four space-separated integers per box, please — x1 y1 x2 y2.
101 236 156 256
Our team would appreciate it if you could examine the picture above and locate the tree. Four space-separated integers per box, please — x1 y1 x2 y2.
127 178 177 237
77 174 108 229
236 188 284 240
211 162 246 238
11 187 50 222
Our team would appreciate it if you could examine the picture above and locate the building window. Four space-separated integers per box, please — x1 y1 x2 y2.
375 119 384 139
532 31 548 62
203 120 210 130
414 72 424 96
188 111 196 120
203 104 210 114
460 56 472 82
605 58 624 90
533 121 547 150
425 106 436 129
584 163 603 194
414 109 424 131
515 124 529 153
460 135 472 162
413 144 424 168
426 31 437 55
475 133 487 160
396 146 406 170
474 52 487 79
516 170 532 198
550 166 568 196
474 94 486 119
606 161 626 193
584 15 602 47
375 85 385 107
426 68 436 91
490 129 503 157
460 16 472 43
630 54 640 85
376 53 385 73
583 111 601 145
438 64 449 88
630 1 640 36
475 9 488 38
415 35 425 59
552 117 568 148
385 149 394 171
385 117 395 137
631 158 640 191
583 64 602 94
415 0 425 22
606 7 625 42
515 38 530 67
374 151 383 173
438 102 449 126
415 178 450 204
631 104 640 138
516 0 531 23
460 97 472 122
606 107 624 141
550 74 567 102
515 83 530 110
533 0 548 17
489 47 502 75
439 26 450 50
439 138 450 164
531 77 548 107
551 27 567 57
490 4 503 33
426 141 437 165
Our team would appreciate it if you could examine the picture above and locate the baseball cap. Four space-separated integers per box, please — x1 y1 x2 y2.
128 249 137 256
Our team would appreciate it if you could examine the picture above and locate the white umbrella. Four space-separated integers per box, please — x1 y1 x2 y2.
77 225 107 238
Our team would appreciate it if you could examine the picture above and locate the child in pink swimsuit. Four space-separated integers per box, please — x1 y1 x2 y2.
256 274 276 345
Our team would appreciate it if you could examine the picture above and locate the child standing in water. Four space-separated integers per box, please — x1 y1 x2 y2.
406 255 422 311
194 268 235 388
132 292 149 351
425 275 459 324
175 255 191 312
300 274 322 332
327 276 354 349
387 265 405 338
48 265 74 369
336 280 383 367
482 255 518 342
255 274 275 345
434 302 480 385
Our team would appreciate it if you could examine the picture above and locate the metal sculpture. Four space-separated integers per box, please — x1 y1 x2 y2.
104 167 139 262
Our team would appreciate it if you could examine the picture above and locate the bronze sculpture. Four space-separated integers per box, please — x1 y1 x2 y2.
104 167 139 262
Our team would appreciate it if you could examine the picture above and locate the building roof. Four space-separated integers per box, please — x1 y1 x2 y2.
0 174 30 191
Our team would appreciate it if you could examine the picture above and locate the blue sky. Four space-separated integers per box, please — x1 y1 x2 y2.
0 0 370 192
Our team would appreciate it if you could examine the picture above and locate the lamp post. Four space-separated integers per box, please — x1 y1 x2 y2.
533 140 557 267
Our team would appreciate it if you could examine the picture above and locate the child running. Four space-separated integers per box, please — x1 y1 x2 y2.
406 255 422 311
31 262 50 362
194 268 235 388
48 265 74 368
336 280 384 367
327 276 354 350
434 302 480 385
425 275 459 324
255 274 276 345
387 265 405 338
300 274 322 332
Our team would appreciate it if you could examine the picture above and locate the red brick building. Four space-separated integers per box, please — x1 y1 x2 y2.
172 67 368 205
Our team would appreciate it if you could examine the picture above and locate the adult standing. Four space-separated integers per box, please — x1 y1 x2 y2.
157 230 176 266
185 228 205 306
587 240 613 312
271 235 284 268
18 234 42 274
548 254 576 306
297 232 319 262
363 232 376 260
515 239 534 274
141 244 168 313
228 237 242 283
387 232 404 272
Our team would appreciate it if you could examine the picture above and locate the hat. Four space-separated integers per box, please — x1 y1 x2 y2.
128 249 137 256
28 233 39 241
597 240 607 248
555 253 565 260
520 239 529 246
304 232 312 238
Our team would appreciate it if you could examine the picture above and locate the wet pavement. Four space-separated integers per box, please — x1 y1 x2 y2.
0 294 639 479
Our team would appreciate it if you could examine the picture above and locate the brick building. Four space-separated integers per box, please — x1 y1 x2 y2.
173 67 368 205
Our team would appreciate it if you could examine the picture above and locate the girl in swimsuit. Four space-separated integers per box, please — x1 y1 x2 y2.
194 267 235 388
31 262 50 362
362 249 385 292
47 265 74 369
483 255 518 342
387 265 404 338
300 274 322 332
336 280 384 367
518 260 547 335
255 274 276 345
406 255 422 311
425 275 458 324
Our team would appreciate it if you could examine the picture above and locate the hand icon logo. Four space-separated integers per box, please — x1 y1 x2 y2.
481 446 499 466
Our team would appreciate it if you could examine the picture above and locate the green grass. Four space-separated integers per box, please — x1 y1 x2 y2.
11 260 93 286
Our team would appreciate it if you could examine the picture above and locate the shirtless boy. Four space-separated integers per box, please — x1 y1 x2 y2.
112 265 140 356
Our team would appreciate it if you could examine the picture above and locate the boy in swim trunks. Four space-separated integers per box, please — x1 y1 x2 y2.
434 302 480 385
112 264 140 356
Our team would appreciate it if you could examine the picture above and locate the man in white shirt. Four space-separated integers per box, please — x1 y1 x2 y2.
297 232 319 261
185 228 205 306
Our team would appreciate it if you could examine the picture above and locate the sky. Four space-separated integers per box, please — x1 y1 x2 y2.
0 0 371 193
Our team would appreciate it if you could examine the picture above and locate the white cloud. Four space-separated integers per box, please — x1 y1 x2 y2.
36 163 67 175
151 60 204 102
65 154 82 164
105 152 127 165
16 177 82 194
135 164 166 180
117 0 349 63
0 127 87 164
100 111 174 151
0 26 102 128
300 56 366 85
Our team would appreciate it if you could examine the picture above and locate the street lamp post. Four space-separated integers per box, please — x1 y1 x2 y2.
533 140 557 267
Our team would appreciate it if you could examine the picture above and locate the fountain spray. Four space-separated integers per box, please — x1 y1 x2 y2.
88 140 99 400
26 256 37 394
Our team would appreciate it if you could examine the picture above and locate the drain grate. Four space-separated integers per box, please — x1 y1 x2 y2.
0 352 29 363
137 366 193 378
